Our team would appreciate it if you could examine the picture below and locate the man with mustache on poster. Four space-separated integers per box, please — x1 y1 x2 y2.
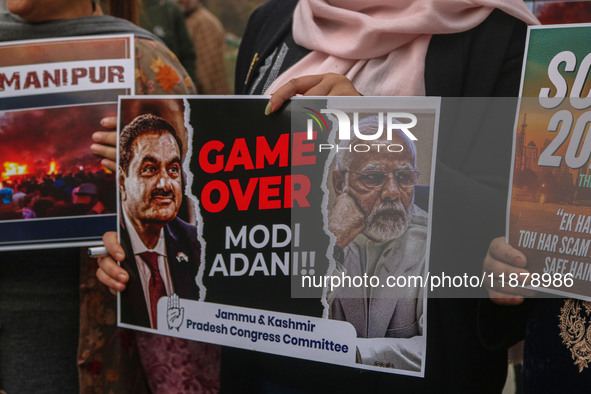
328 116 426 371
118 113 200 329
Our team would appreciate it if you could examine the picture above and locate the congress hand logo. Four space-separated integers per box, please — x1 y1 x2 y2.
167 293 184 331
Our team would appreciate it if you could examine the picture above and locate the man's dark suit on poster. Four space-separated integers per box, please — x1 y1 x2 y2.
119 217 200 328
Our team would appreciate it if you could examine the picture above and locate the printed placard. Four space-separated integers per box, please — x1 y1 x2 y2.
117 96 440 376
0 35 134 250
508 24 591 298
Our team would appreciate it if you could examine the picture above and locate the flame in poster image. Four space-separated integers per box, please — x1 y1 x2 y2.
2 162 27 179
48 159 58 175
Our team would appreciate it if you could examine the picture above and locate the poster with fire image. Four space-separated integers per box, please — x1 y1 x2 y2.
507 24 591 299
0 35 134 250
115 96 439 377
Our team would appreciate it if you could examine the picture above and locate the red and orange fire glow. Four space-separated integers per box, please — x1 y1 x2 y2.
48 160 58 175
2 162 27 180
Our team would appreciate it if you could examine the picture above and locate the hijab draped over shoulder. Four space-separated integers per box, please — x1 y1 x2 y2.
266 0 539 96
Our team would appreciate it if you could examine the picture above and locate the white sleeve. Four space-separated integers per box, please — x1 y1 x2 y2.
355 335 425 371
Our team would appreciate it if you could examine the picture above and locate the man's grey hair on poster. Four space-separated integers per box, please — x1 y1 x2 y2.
335 115 417 172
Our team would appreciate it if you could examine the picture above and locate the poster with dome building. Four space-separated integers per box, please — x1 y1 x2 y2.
507 23 591 299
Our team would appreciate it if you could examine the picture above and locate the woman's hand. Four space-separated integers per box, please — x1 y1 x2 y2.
266 73 361 115
483 236 536 305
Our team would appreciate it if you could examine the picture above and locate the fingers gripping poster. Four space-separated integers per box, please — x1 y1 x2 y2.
117 96 440 376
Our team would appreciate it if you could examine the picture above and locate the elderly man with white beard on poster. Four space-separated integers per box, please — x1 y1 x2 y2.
327 116 426 372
